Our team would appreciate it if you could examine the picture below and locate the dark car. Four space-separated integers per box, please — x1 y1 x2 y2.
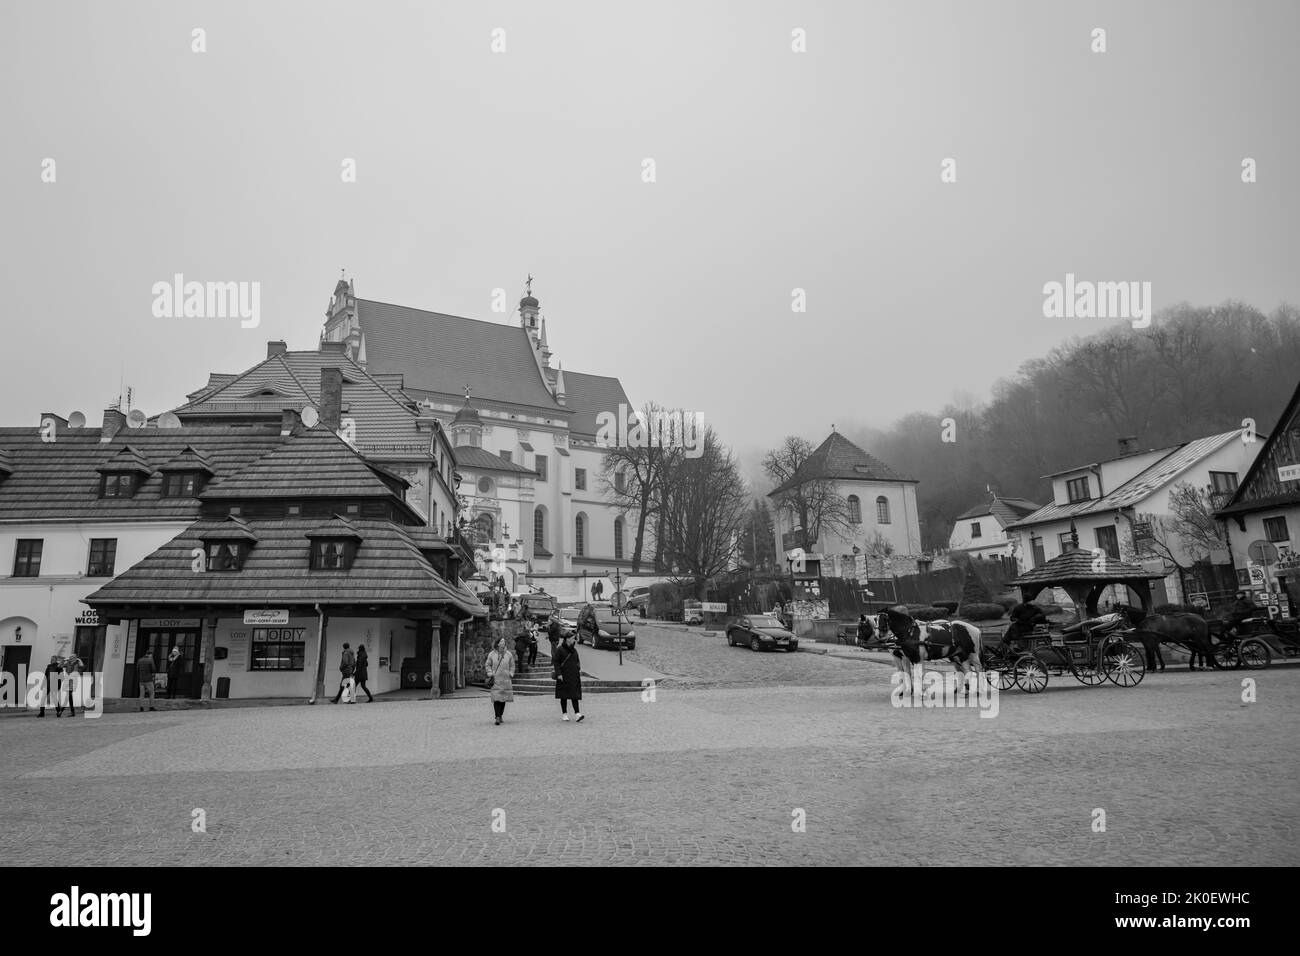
580 605 637 650
726 614 798 653
520 593 558 622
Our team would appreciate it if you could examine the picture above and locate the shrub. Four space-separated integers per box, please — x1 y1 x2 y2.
931 601 959 613
994 596 1019 612
648 582 685 619
960 603 1006 621
906 604 947 621
960 570 992 608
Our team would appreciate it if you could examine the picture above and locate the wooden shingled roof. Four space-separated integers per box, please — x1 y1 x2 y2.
83 518 486 615
199 426 406 500
0 428 286 522
768 430 914 497
1009 549 1164 586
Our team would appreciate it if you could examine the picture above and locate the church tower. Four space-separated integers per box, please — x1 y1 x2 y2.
322 274 363 363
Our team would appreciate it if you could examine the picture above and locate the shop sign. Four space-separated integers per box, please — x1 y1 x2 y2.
75 610 100 626
140 619 201 628
1277 463 1300 483
243 609 290 625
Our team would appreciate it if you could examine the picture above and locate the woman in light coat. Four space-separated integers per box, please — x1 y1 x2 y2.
485 636 515 725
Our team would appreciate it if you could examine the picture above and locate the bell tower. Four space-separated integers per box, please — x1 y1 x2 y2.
322 272 362 363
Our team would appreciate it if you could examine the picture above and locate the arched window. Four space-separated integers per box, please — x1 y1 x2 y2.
876 496 891 524
847 495 861 524
575 513 586 556
614 517 625 560
533 507 546 551
473 512 494 545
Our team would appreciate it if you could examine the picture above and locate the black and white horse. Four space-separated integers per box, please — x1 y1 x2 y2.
876 605 984 691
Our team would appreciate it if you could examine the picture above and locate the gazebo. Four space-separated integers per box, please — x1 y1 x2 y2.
1009 550 1166 620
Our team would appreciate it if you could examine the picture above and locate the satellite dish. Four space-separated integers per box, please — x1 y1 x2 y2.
1248 540 1279 563
157 412 181 429
126 409 147 429
300 406 319 428
67 411 86 429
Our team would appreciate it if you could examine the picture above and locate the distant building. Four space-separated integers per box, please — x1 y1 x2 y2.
318 278 637 593
1216 378 1300 617
1007 432 1264 607
767 430 923 579
948 494 1042 566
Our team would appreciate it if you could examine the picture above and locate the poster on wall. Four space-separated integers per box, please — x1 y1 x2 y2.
226 629 248 671
106 624 123 660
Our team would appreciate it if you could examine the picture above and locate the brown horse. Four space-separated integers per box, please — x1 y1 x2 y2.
1114 604 1218 671
877 606 984 690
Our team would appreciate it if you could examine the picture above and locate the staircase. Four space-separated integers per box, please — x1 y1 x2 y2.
493 651 650 696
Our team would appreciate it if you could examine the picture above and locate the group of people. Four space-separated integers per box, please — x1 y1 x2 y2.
486 611 584 725
36 655 84 717
331 643 375 703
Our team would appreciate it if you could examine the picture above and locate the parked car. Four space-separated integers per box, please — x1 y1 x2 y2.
580 606 637 650
725 614 798 653
625 587 652 616
520 592 558 622
557 606 582 639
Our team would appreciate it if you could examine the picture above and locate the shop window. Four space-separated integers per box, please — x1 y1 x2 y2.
249 627 306 671
87 538 117 577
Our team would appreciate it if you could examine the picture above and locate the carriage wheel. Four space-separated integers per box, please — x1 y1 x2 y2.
1217 641 1242 669
1014 656 1049 693
1074 659 1106 686
1238 638 1272 670
1102 642 1145 687
987 665 1016 691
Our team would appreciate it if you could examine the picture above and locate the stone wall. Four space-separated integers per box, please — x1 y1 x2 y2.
461 619 527 685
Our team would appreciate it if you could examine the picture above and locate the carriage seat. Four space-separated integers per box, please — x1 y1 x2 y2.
1060 613 1124 642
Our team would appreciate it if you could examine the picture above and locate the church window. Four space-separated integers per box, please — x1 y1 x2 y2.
847 495 861 524
534 507 546 551
876 496 891 524
575 514 585 557
535 454 548 482
575 468 587 491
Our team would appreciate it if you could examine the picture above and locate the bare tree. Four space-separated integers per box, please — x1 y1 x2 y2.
762 436 853 553
597 402 682 572
656 428 749 596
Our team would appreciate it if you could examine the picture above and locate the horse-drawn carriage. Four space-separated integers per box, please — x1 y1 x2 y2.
1211 616 1300 669
982 612 1146 693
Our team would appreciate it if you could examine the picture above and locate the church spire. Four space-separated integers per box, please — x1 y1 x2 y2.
519 275 540 331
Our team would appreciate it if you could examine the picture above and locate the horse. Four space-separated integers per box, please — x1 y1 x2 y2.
1114 604 1218 671
876 606 984 693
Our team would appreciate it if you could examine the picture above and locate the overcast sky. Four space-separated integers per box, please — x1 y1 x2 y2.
3 0 1297 477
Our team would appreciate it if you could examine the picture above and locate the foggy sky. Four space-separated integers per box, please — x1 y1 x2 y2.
3 0 1297 481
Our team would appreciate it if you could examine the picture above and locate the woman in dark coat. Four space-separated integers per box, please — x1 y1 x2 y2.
552 632 584 721
353 645 374 702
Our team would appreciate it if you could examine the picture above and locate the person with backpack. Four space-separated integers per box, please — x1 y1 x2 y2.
353 645 374 702
332 643 356 704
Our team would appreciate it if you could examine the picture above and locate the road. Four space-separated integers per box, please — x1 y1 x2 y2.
2 623 1296 866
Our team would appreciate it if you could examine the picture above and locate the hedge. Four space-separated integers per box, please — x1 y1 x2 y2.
931 601 959 614
994 596 1019 612
905 604 948 621
960 603 1006 621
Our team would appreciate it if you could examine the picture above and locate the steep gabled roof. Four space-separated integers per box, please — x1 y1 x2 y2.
767 431 914 497
199 426 404 501
157 445 216 475
356 299 566 412
955 496 1042 524
1217 379 1300 516
95 445 154 476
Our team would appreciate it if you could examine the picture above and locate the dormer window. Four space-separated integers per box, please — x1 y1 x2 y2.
207 541 247 571
101 473 138 498
200 517 258 572
1066 477 1091 503
307 518 362 571
162 472 204 497
311 539 357 570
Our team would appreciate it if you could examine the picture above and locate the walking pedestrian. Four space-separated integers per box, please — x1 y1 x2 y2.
331 643 356 704
137 653 157 712
527 626 539 667
485 636 515 725
552 632 584 722
547 612 562 659
61 656 82 717
353 645 374 702
514 628 530 675
166 647 183 699
37 655 60 717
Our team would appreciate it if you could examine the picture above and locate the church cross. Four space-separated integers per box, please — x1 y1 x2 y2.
526 273 534 296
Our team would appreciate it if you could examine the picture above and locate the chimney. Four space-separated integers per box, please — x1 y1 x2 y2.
267 340 288 358
101 408 126 443
1118 435 1139 457
281 408 301 436
320 368 343 431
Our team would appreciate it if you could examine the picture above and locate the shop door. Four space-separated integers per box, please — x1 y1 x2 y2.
73 626 101 699
141 629 202 699
2 645 32 691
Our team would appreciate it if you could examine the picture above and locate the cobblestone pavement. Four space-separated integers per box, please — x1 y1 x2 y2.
2 653 1297 866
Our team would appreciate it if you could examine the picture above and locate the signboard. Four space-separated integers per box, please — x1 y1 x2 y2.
1247 564 1266 586
75 610 100 627
610 592 627 611
1277 463 1300 483
1188 592 1209 609
243 609 290 625
700 602 728 613
140 619 201 628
